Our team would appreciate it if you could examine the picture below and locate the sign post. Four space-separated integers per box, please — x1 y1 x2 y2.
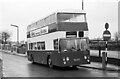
102 23 111 69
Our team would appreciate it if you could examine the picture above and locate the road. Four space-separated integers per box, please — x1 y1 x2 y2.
2 52 118 77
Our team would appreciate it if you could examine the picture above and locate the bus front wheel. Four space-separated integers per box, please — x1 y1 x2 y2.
30 55 34 64
72 66 78 69
48 56 53 68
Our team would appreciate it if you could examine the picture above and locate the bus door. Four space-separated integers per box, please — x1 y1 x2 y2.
37 42 45 63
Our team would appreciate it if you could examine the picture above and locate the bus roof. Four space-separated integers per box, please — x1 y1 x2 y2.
27 10 86 31
55 10 86 14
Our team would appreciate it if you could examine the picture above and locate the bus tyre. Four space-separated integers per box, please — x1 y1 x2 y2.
30 55 34 64
72 66 78 69
48 57 53 68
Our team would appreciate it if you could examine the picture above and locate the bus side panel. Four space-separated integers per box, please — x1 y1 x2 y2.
27 50 90 67
42 51 50 64
51 52 62 66
27 51 43 63
43 51 59 65
37 51 45 64
27 50 59 65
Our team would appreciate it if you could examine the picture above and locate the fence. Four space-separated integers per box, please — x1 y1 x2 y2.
0 44 27 54
90 41 120 51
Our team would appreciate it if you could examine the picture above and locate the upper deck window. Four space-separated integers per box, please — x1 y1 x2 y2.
57 13 86 22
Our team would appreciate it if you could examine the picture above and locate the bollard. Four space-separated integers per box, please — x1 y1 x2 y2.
105 52 107 65
102 52 107 70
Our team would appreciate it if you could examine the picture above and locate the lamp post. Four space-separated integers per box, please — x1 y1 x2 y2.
11 24 19 53
82 0 84 10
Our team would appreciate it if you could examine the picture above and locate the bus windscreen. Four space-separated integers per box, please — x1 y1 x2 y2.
59 38 89 52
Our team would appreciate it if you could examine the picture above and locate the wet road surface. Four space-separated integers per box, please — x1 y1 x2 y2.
2 52 118 77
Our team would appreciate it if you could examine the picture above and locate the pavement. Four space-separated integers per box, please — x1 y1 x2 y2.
79 62 120 72
0 59 3 78
0 50 3 78
1 50 27 57
1 49 120 73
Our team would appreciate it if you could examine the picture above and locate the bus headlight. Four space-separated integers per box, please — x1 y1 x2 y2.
63 58 65 61
66 57 69 61
87 59 90 62
84 56 87 59
88 56 90 59
63 62 66 64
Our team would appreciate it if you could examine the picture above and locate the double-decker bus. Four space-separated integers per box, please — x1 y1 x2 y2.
27 10 90 68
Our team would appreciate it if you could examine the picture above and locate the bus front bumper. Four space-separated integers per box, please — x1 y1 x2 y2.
56 55 90 67
60 58 90 67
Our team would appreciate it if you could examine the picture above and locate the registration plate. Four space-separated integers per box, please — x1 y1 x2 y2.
73 58 80 61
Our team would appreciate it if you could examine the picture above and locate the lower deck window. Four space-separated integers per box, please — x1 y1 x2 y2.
29 42 45 50
37 42 45 50
29 43 33 50
53 39 58 50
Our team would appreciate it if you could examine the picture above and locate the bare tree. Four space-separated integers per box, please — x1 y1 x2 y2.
118 32 120 41
0 31 11 50
114 32 120 41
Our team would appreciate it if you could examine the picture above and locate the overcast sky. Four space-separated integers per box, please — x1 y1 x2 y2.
0 0 119 42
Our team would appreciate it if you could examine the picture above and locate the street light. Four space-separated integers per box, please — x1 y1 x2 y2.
11 24 19 44
11 24 19 53
82 0 84 10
